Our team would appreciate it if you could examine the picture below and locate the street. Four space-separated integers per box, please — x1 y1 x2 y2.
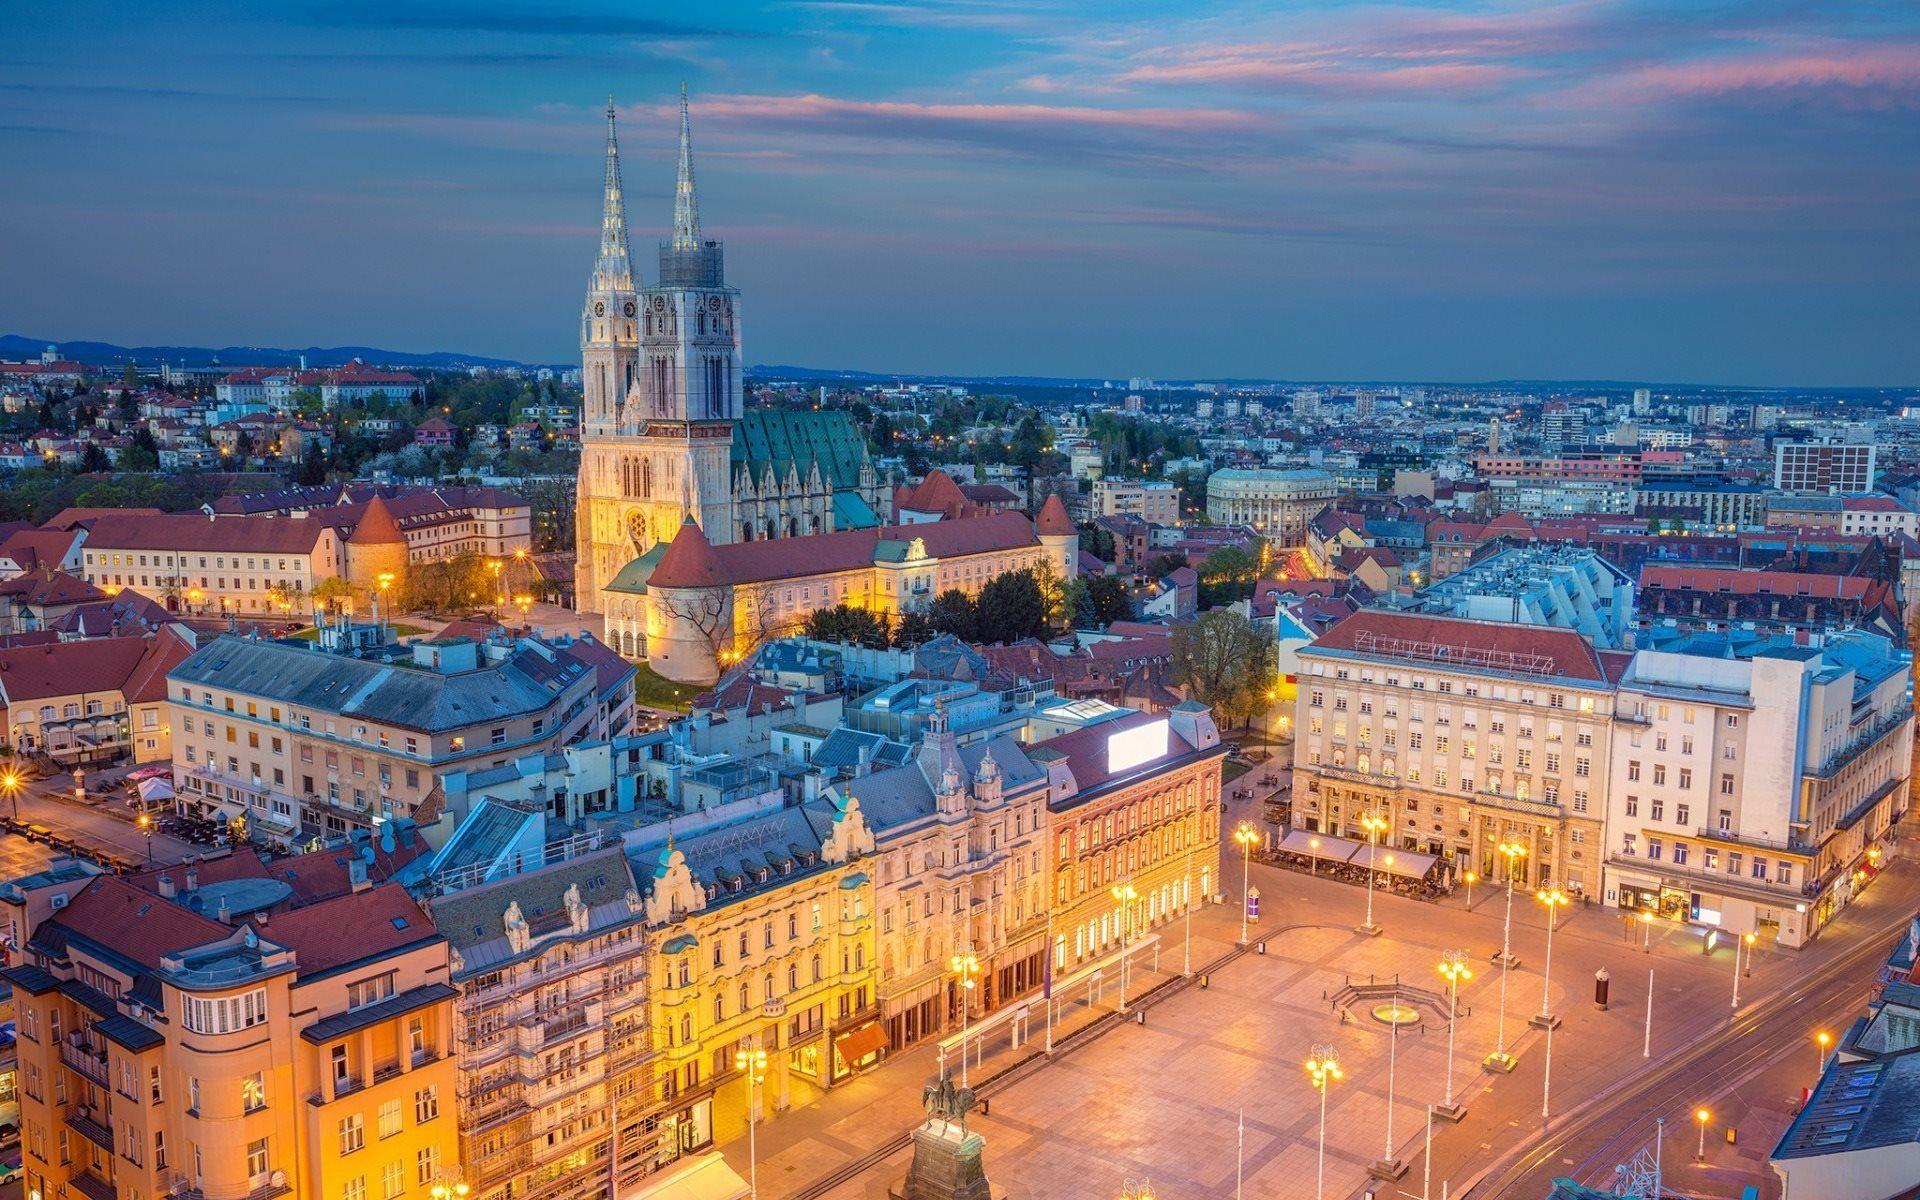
2 767 195 867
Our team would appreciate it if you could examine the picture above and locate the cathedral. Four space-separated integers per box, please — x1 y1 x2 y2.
573 93 890 618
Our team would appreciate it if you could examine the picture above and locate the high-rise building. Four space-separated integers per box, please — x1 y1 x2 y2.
1632 387 1652 416
1774 440 1876 495
574 95 889 611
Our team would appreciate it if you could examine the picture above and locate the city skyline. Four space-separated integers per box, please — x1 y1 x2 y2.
3 0 1917 386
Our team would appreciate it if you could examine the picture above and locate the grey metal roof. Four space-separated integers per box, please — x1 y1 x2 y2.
300 982 458 1044
169 635 590 734
1774 1052 1920 1159
429 847 636 957
847 734 1044 834
634 802 842 900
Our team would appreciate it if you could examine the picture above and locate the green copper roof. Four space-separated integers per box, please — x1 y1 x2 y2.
835 490 880 530
605 542 668 595
733 409 869 490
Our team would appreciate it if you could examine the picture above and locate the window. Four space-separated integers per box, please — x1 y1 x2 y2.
1625 795 1638 817
1653 765 1667 786
1720 774 1735 796
1672 842 1689 866
345 1178 368 1200
413 1086 439 1123
339 1114 365 1155
415 1146 440 1187
182 988 267 1034
347 975 396 1010
1676 804 1690 826
242 1071 266 1113
1678 768 1692 790
247 1137 269 1180
1647 838 1663 861
383 1162 405 1200
1627 760 1641 781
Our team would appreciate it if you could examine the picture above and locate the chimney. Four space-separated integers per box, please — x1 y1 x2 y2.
216 897 231 924
157 875 176 899
183 864 199 893
348 857 370 892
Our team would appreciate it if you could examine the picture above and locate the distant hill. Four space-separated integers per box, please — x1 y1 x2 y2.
0 334 547 372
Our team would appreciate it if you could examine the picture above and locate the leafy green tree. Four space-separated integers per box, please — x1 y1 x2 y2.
976 569 1047 644
78 443 111 473
1170 610 1276 729
927 589 978 641
1085 574 1132 625
893 610 936 647
122 428 160 471
297 442 329 486
803 604 890 648
312 576 354 614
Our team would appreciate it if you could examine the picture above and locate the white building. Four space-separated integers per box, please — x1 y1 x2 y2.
1205 468 1340 546
1775 440 1876 494
1603 630 1910 948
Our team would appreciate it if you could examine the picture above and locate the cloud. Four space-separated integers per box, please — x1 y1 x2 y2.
787 1 1046 33
1121 56 1537 95
322 5 758 39
1596 42 1920 109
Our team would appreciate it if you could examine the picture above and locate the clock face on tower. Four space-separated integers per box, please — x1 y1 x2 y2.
626 509 649 548
624 300 637 317
594 301 606 317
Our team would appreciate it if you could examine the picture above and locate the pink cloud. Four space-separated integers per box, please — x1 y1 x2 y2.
1601 44 1920 108
682 92 1262 136
1122 57 1536 94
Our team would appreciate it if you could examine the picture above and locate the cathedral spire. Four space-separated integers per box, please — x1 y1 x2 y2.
595 94 635 290
671 83 701 252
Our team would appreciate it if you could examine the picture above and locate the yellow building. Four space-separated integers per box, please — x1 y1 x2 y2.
603 497 1079 682
1035 704 1226 974
0 853 460 1200
0 628 195 766
639 793 877 1153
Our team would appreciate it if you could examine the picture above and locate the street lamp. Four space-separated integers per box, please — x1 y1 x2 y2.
1111 883 1138 1014
1495 841 1528 967
1463 869 1477 909
1308 836 1320 878
137 813 153 862
0 768 20 822
1532 888 1568 1029
1358 811 1388 936
1815 1030 1832 1083
1640 909 1656 953
1732 931 1757 1008
733 1038 768 1199
950 949 981 1086
1306 1044 1343 1200
1436 949 1472 1119
1233 822 1259 945
1694 1107 1711 1162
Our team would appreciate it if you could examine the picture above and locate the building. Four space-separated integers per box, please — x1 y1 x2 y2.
1093 478 1180 526
1766 494 1920 539
1035 703 1225 972
166 630 625 842
1770 1037 1920 1199
633 791 878 1150
1539 401 1588 449
1634 565 1903 646
1603 630 1909 948
210 485 534 562
1775 440 1876 494
74 512 349 617
606 499 1078 684
1293 610 1618 896
0 627 195 764
1204 468 1340 546
1400 545 1634 648
573 97 890 608
0 849 459 1200
425 840 654 1200
1634 483 1771 530
839 720 1051 1055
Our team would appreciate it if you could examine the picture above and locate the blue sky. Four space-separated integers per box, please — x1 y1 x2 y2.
2 0 1916 384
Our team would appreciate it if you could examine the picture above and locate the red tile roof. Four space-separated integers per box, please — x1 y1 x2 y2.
261 882 435 978
1640 565 1871 599
0 633 166 701
346 494 406 545
0 528 80 571
650 517 726 588
1036 493 1074 537
1307 609 1610 683
0 570 105 606
657 511 1042 589
70 510 336 555
898 470 974 518
52 875 230 969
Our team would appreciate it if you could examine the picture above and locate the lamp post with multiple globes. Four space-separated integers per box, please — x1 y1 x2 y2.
1233 822 1259 945
734 1038 768 1199
1307 1044 1343 1200
1532 888 1568 1030
950 949 981 1086
1111 882 1138 1014
1358 812 1388 935
1436 949 1472 1120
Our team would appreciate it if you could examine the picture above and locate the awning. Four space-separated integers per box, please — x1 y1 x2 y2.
136 778 175 804
1279 829 1364 863
1373 848 1440 879
620 1153 750 1200
835 1020 889 1065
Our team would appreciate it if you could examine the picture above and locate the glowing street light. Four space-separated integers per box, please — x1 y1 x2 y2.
1233 822 1259 945
0 767 20 822
1358 812 1389 936
1463 869 1478 909
1495 841 1528 966
1694 1107 1712 1162
1815 1030 1833 1083
1485 842 1528 1073
1640 908 1657 953
1732 931 1758 1007
733 1038 769 1199
1437 950 1472 1119
951 949 981 1086
137 813 154 862
1306 1044 1343 1200
427 1181 469 1200
1111 882 1138 1014
1533 888 1569 1029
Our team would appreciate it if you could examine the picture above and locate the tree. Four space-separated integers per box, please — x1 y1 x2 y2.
893 610 936 647
121 362 138 389
976 570 1047 645
297 442 329 486
1142 552 1188 581
311 576 354 614
804 604 890 648
1029 557 1067 631
1170 610 1275 729
1081 523 1116 562
121 428 160 471
1085 574 1132 625
78 443 111 473
927 589 978 641
1197 544 1260 607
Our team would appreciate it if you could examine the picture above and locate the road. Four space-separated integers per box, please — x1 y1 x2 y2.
1457 854 1919 1200
5 770 196 866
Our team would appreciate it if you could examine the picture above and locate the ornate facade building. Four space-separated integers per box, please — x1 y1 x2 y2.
574 95 889 613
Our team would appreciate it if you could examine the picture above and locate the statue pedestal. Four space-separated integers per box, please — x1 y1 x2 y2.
891 1120 998 1200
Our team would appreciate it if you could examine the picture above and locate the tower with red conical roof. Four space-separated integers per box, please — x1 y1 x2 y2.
648 516 733 684
344 493 410 600
1035 493 1079 583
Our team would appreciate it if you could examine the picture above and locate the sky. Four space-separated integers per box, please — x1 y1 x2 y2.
2 0 1916 386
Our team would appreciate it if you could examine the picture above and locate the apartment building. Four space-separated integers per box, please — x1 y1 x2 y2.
1037 703 1225 972
1293 611 1618 896
1092 478 1180 527
0 628 194 764
1774 440 1875 495
75 512 348 617
1604 630 1910 947
166 633 620 842
839 721 1052 1054
636 795 877 1151
427 842 653 1200
0 853 458 1200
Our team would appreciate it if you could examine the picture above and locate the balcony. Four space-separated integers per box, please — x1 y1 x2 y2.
69 1171 115 1200
1606 853 1816 901
166 1178 293 1200
65 1105 114 1151
1474 787 1562 819
1810 708 1913 780
60 1039 110 1086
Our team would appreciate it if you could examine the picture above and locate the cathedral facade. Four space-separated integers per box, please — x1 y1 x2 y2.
574 94 889 619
